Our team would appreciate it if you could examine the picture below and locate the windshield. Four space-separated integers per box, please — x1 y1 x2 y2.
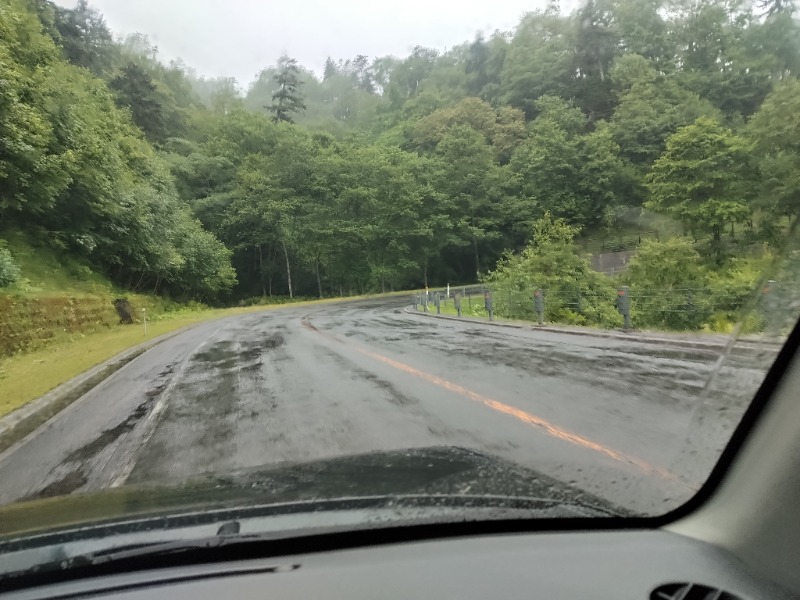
1 0 800 557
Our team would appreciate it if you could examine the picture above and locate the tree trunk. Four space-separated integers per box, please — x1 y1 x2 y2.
316 259 323 299
423 257 429 289
153 276 160 294
258 245 266 298
473 238 480 279
381 278 385 294
134 270 145 291
281 241 293 299
712 226 723 265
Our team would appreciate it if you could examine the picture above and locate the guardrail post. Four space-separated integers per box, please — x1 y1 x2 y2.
763 279 780 335
616 286 631 330
484 291 493 321
533 288 544 325
424 291 429 312
435 292 441 314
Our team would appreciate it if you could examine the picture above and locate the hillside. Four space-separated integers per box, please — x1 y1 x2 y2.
0 231 202 358
1 0 799 333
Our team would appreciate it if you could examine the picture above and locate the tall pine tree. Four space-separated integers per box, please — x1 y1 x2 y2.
268 55 307 124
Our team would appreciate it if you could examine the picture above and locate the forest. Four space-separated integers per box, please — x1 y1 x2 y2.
1 0 799 329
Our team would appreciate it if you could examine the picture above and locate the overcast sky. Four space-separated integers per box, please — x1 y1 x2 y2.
53 0 555 88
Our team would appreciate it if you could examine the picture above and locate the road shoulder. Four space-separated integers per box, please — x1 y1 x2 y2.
403 306 780 353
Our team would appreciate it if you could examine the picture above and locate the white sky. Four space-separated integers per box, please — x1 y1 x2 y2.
53 0 553 87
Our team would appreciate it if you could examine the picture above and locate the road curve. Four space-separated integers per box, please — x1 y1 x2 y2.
0 296 777 514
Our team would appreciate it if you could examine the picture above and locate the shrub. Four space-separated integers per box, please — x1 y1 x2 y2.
624 238 712 330
485 214 619 327
0 245 21 288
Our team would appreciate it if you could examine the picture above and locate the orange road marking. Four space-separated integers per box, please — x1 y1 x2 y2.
301 316 690 487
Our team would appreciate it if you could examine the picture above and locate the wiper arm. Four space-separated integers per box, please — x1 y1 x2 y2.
1 524 298 592
82 521 243 566
0 495 626 591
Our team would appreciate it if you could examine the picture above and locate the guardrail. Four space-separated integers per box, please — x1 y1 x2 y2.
410 281 792 333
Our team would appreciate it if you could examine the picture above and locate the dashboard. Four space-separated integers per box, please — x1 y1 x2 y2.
3 530 794 600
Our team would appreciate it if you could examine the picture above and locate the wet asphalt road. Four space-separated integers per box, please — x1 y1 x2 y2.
0 297 778 514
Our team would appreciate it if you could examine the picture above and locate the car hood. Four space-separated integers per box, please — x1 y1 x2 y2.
0 446 624 547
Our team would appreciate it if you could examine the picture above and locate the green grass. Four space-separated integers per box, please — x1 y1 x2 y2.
2 230 115 296
0 306 248 417
0 231 432 416
417 298 493 319
0 290 423 419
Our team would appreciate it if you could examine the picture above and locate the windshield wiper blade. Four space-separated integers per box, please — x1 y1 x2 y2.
77 521 244 566
86 522 264 566
0 495 626 591
0 527 288 591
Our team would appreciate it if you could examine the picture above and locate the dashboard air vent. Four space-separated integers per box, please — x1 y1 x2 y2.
651 582 743 600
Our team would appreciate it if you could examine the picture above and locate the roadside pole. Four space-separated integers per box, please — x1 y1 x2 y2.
616 286 631 330
484 291 493 322
534 288 544 325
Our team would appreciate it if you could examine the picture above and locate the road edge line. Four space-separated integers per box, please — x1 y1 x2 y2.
0 323 203 459
0 296 406 461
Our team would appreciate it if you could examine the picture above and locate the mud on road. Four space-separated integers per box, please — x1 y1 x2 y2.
0 297 780 515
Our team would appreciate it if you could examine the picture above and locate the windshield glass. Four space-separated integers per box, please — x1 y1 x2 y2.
1 0 800 553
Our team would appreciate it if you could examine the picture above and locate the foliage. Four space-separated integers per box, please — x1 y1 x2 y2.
485 215 621 327
109 62 170 142
267 56 307 124
645 117 754 249
508 97 627 231
1 0 800 328
746 79 800 220
0 244 20 288
0 0 234 301
623 238 713 329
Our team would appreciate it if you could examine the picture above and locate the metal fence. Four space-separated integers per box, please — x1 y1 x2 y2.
411 281 792 333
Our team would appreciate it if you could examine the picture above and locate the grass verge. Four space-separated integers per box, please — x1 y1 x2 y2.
0 308 245 419
418 298 499 320
0 293 407 420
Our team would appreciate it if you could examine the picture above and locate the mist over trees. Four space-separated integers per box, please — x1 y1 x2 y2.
2 0 799 306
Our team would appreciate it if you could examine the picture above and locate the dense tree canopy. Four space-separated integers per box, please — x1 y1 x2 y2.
1 0 799 305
